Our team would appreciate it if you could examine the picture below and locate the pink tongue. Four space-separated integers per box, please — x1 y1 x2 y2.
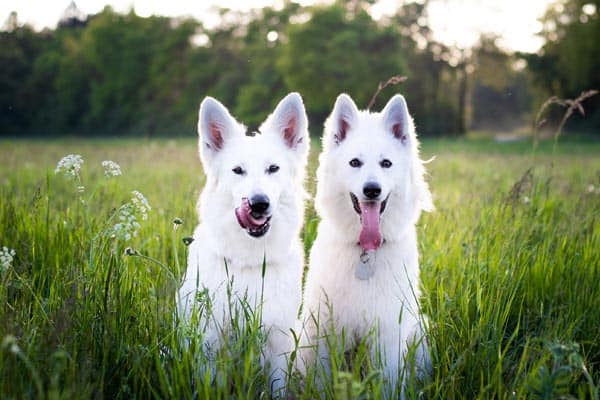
359 202 382 251
235 198 267 230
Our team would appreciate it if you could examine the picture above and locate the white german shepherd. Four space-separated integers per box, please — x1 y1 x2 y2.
298 93 433 394
178 93 309 394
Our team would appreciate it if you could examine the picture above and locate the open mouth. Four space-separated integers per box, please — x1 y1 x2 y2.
350 192 390 251
235 198 272 238
350 193 389 216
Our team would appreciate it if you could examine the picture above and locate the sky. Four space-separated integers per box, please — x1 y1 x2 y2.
1 0 554 53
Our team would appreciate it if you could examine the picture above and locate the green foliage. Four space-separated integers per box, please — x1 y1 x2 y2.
0 24 49 133
0 137 599 398
1 9 206 136
7 1 586 137
525 0 600 133
233 5 303 130
278 2 407 124
470 35 532 132
526 341 598 400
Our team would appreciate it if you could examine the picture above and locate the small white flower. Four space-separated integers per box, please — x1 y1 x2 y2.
109 191 151 242
587 184 596 193
0 246 16 274
522 195 531 205
131 190 151 220
55 154 84 179
1 335 20 355
101 160 122 178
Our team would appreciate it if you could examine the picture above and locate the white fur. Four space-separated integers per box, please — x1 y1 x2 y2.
298 93 433 393
178 93 309 394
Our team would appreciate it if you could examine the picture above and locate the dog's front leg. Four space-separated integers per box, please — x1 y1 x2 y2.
294 311 333 388
378 325 403 398
265 327 292 397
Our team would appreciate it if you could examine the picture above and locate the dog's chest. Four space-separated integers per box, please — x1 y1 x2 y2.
205 257 299 306
354 249 379 280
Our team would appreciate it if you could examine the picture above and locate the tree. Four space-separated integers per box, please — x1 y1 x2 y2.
234 2 304 130
525 0 600 133
2 1 541 137
278 1 407 127
0 16 48 134
77 8 203 135
388 2 465 135
470 34 531 132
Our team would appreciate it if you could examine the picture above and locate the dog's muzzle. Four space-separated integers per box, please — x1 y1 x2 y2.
235 195 272 238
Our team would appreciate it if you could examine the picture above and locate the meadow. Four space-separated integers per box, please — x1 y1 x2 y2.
0 136 599 399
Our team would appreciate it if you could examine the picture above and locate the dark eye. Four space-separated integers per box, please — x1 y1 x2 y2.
232 166 245 175
267 164 280 174
380 159 392 168
349 158 363 168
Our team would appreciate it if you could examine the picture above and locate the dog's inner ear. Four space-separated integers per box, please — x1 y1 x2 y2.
391 121 406 143
332 95 358 145
384 97 409 144
282 114 302 148
271 94 307 149
207 120 225 151
199 97 236 153
335 118 350 144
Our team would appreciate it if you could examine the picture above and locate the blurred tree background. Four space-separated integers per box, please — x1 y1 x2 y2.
0 0 598 137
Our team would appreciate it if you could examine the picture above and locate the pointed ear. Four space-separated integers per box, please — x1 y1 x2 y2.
325 93 358 146
382 94 411 144
263 92 309 152
198 97 237 154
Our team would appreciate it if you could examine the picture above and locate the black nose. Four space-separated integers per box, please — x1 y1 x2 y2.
249 194 270 214
363 182 381 200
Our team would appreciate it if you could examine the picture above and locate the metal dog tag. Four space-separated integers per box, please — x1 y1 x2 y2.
355 250 375 280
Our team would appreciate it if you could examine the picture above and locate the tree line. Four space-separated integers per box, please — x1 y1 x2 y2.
0 0 598 137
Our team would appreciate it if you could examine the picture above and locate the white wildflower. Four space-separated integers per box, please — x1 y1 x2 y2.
1 335 20 355
101 160 122 178
0 246 16 274
131 190 151 220
587 184 596 193
109 190 151 241
522 195 531 205
55 154 84 179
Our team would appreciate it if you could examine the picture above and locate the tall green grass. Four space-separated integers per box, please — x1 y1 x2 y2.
0 137 599 399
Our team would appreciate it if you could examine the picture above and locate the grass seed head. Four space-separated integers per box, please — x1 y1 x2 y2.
124 247 139 256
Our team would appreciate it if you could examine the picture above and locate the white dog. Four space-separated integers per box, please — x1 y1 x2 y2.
178 93 309 394
298 93 433 394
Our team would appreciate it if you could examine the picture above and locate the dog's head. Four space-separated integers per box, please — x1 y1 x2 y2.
197 93 309 239
317 93 433 250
